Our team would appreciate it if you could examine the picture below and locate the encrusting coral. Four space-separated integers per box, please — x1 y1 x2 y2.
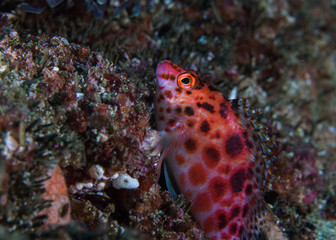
0 16 203 239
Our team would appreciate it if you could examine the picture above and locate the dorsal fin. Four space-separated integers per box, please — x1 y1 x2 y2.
241 192 287 240
230 99 286 240
230 98 278 172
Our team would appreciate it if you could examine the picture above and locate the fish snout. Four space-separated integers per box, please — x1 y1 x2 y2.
156 60 180 88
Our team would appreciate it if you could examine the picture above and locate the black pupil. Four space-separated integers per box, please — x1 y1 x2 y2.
181 77 190 85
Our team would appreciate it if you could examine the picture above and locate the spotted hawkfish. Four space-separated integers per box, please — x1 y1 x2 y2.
154 61 286 240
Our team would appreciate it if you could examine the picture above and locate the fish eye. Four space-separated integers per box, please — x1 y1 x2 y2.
181 77 191 85
177 72 196 89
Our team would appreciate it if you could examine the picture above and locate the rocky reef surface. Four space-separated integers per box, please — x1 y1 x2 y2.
0 1 335 239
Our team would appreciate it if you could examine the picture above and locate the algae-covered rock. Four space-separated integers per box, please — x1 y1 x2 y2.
0 0 335 239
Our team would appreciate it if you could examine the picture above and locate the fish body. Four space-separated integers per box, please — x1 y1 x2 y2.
154 61 280 240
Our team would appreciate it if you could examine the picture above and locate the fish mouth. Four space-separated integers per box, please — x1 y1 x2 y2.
156 61 167 75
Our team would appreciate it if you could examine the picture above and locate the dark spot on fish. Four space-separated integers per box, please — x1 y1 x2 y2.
245 184 253 195
230 206 240 219
187 120 195 128
195 82 204 90
200 120 210 133
197 102 215 113
175 88 182 93
204 147 220 169
186 90 192 95
184 106 194 116
230 168 247 193
157 94 165 103
166 107 171 113
169 74 175 81
170 63 182 72
184 138 197 153
175 154 185 166
167 119 176 127
164 90 172 99
225 134 243 158
219 103 228 119
161 74 169 80
209 177 226 201
188 164 207 185
175 107 182 114
229 222 238 235
242 204 248 218
217 212 228 230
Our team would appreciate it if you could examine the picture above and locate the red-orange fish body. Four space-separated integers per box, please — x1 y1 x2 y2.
154 61 282 240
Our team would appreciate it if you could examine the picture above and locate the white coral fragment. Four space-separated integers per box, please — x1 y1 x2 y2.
88 164 105 180
112 172 139 190
4 132 19 152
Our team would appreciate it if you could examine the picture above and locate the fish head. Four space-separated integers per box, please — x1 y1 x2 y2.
155 61 202 129
156 60 200 92
155 60 224 132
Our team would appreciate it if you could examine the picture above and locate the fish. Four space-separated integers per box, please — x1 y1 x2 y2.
154 61 286 240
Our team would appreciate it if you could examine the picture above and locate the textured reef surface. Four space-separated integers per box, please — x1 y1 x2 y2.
0 0 335 239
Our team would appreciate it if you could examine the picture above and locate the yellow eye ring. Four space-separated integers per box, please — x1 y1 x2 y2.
177 72 196 89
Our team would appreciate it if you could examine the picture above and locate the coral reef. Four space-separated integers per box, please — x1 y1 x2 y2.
0 0 335 239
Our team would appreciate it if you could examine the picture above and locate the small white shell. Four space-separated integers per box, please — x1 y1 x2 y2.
5 132 19 152
88 164 105 180
112 173 139 190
